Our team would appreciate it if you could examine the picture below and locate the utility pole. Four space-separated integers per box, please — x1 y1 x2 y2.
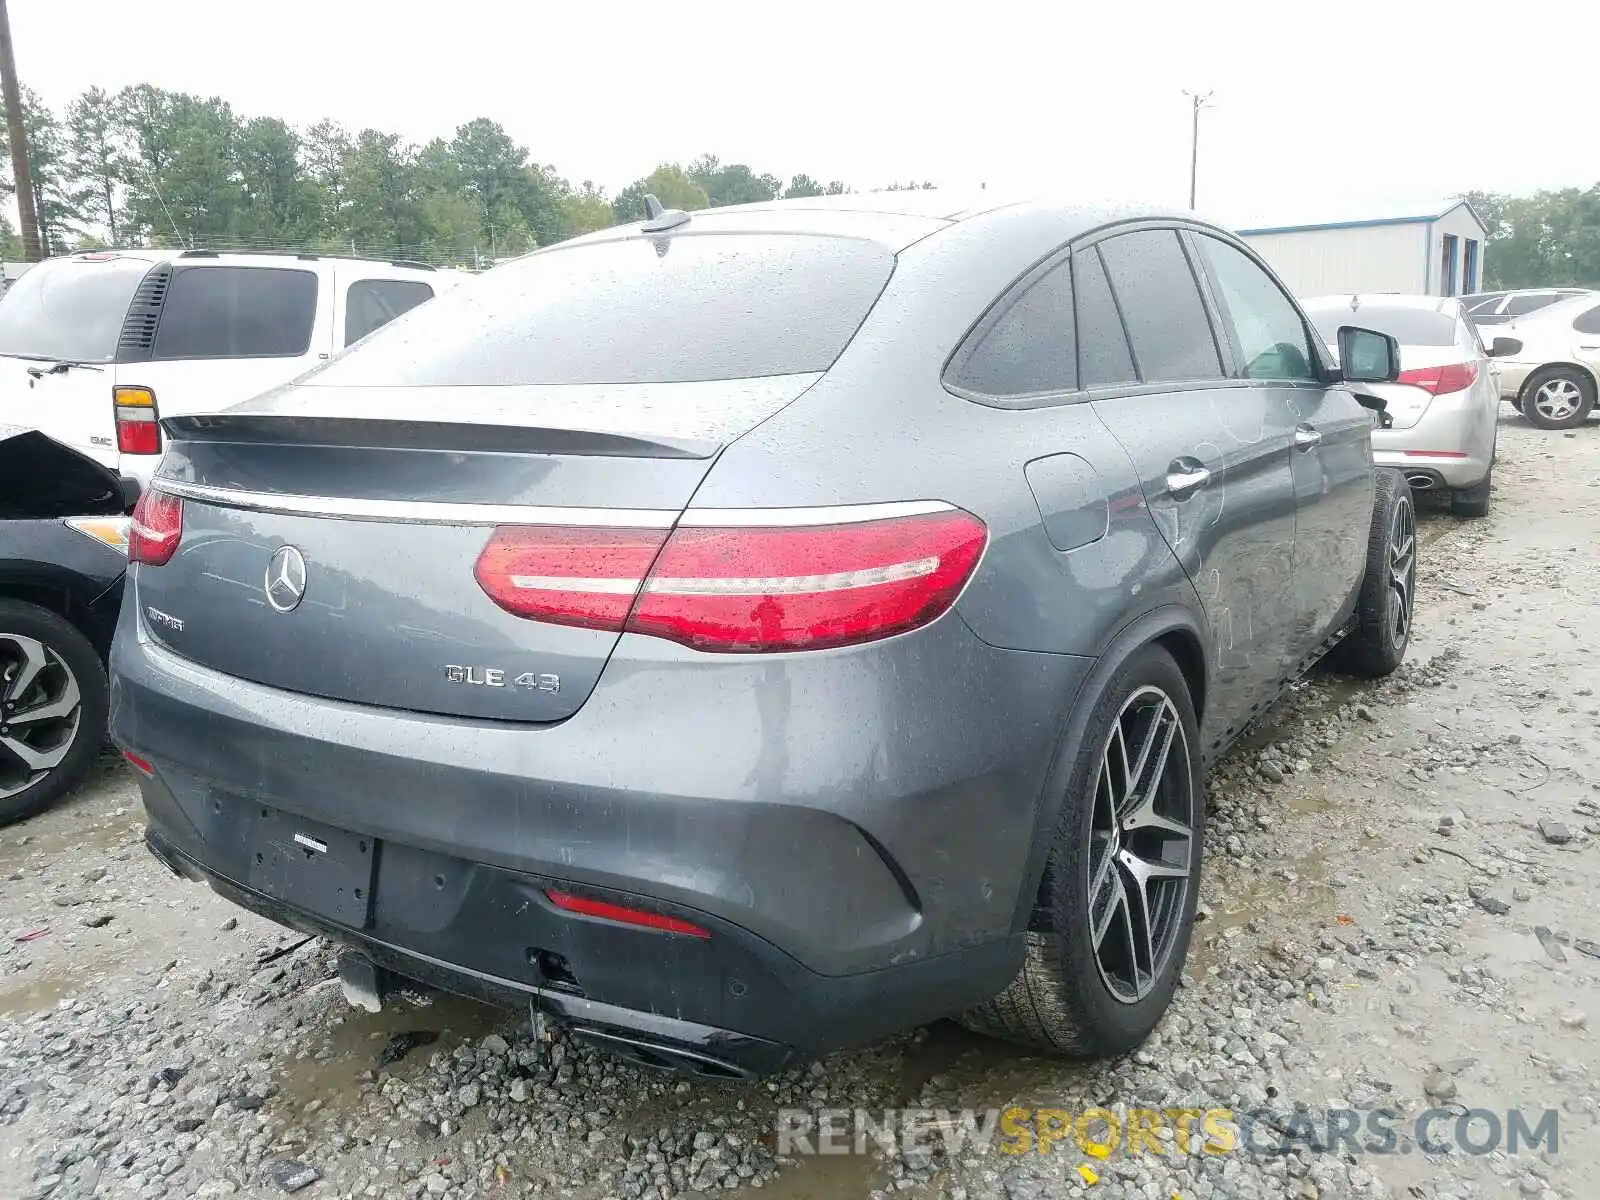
0 0 41 261
1182 90 1213 210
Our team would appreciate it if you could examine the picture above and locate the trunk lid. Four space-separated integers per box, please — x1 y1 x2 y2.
135 377 817 722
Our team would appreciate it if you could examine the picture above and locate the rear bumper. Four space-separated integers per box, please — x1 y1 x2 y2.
1372 398 1494 490
112 602 1089 1064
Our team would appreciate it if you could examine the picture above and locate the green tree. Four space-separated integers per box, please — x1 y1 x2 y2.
303 118 352 240
612 163 709 222
781 174 849 198
561 180 613 236
233 117 318 243
65 86 127 244
688 154 781 206
17 90 88 255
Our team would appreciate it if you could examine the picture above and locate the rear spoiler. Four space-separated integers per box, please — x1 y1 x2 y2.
159 413 722 461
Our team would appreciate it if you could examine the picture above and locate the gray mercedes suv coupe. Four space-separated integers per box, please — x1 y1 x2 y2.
110 190 1415 1077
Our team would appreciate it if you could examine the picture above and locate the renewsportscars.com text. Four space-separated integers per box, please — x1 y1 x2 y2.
775 1105 1560 1158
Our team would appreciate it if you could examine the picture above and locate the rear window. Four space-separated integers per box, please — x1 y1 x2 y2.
153 266 318 360
309 233 896 387
344 278 434 345
1306 305 1456 347
0 256 151 363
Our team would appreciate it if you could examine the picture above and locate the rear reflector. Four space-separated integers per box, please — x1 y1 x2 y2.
114 386 161 456
123 751 155 775
129 487 183 565
474 507 988 652
545 889 711 938
1396 362 1479 395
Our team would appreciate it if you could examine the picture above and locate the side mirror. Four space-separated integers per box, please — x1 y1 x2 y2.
119 475 142 514
1337 326 1401 383
1488 337 1521 358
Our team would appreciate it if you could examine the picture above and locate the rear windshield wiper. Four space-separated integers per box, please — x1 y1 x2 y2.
25 359 105 379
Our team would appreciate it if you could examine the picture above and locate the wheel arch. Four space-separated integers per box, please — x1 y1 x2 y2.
1009 603 1210 934
1517 361 1599 405
0 564 116 657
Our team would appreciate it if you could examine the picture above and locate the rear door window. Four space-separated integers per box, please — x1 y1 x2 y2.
1096 230 1224 383
344 279 435 346
952 259 1076 395
152 266 318 360
1072 249 1137 389
312 233 896 386
1572 304 1600 336
0 256 151 363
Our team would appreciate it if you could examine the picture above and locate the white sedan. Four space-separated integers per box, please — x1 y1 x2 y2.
1302 294 1506 518
1480 293 1600 430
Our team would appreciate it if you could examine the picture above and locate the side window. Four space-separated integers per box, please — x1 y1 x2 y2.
344 279 435 346
1504 292 1555 317
1191 235 1319 382
1573 304 1600 336
952 259 1076 395
1072 249 1137 389
1096 230 1223 383
153 267 317 360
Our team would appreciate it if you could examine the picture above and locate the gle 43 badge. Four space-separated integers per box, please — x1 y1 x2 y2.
445 665 560 693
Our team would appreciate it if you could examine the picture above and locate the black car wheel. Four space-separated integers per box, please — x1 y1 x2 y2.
0 601 108 826
1521 367 1596 430
959 644 1203 1056
1331 470 1415 679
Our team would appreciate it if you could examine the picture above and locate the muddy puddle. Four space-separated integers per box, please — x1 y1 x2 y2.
0 965 97 1019
269 988 507 1113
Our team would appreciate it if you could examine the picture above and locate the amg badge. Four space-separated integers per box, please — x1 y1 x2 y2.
445 665 560 693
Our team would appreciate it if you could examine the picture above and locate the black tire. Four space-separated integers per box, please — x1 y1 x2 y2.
1331 470 1415 679
0 601 108 827
1520 366 1596 430
1452 469 1491 518
958 644 1203 1057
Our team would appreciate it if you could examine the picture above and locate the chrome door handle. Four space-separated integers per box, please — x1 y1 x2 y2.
1293 425 1323 451
1166 465 1211 498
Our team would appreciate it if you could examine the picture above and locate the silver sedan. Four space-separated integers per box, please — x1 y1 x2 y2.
1303 294 1505 517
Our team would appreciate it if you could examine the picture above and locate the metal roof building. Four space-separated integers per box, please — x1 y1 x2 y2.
1234 199 1488 300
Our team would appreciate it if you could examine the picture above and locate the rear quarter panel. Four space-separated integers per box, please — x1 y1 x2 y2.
690 213 1203 662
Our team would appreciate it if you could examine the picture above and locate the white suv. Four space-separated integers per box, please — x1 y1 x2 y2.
0 249 462 486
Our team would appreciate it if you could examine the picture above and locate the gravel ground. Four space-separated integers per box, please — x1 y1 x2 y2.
3 414 1598 1200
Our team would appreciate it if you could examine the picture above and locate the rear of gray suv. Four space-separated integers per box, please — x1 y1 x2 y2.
111 193 1409 1075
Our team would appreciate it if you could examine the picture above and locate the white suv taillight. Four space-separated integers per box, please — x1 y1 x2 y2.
474 507 988 652
114 386 161 455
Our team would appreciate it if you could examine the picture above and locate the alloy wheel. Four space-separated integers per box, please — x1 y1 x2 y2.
0 634 83 800
1387 497 1416 647
1086 685 1196 1005
1533 377 1583 422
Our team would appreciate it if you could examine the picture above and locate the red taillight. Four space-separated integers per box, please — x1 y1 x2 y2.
545 889 710 938
473 507 988 653
128 488 183 565
474 526 670 630
114 386 161 456
1396 362 1478 395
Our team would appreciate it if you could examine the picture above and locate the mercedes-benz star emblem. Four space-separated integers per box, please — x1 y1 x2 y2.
264 545 308 613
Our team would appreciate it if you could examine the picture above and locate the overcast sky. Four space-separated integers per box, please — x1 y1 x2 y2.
11 0 1593 226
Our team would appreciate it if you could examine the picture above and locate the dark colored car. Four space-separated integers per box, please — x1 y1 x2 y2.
1 427 135 824
110 192 1415 1076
